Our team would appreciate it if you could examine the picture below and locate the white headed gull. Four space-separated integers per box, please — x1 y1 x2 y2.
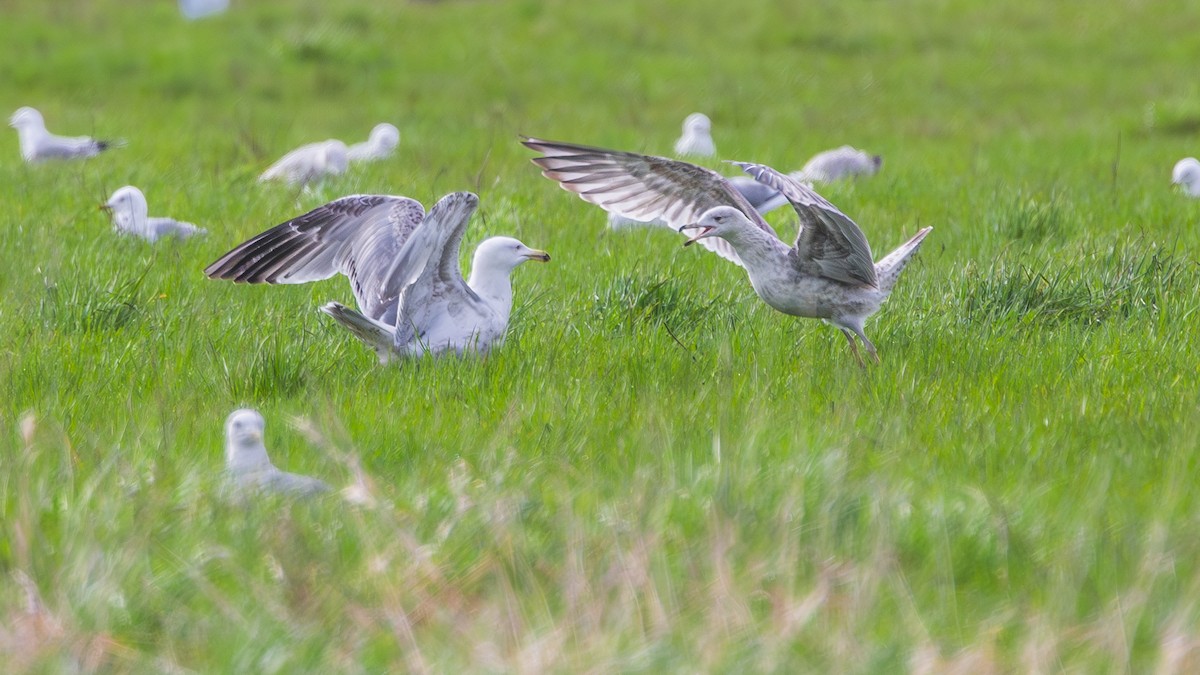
205 193 550 363
673 113 716 158
1172 158 1200 197
224 409 330 497
9 107 115 162
101 186 206 242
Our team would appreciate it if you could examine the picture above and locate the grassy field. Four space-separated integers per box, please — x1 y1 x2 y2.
2 0 1200 671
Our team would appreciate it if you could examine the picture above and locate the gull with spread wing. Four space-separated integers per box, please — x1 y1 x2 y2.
204 192 549 363
522 137 930 365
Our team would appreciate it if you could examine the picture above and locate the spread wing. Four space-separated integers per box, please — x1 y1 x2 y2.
734 163 878 288
391 192 488 347
522 136 778 266
204 195 427 322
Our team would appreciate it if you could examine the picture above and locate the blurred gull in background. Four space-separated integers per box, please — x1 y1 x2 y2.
101 186 206 242
674 112 716 157
9 106 117 162
1171 158 1200 197
179 0 229 20
347 123 400 162
259 139 349 186
794 145 883 183
224 409 331 498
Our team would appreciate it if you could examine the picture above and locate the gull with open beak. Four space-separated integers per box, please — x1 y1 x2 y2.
523 137 930 365
205 192 549 363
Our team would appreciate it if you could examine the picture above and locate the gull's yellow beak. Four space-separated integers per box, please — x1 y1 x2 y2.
525 249 551 262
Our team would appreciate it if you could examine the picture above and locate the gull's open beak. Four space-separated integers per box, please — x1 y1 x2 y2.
678 223 715 247
525 249 551 262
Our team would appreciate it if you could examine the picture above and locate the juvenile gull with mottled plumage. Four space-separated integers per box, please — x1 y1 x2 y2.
205 192 549 363
522 137 930 365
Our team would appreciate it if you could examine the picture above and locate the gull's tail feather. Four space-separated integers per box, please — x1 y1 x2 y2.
320 302 395 361
874 227 932 295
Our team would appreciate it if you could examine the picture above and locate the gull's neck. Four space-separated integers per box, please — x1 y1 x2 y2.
467 263 514 323
116 202 149 235
724 222 790 272
226 442 273 474
15 126 46 161
720 222 794 303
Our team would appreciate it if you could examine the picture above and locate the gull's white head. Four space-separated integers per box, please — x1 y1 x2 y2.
682 112 711 134
679 206 754 246
9 107 45 130
1172 157 1200 196
369 123 400 151
225 408 270 471
101 185 149 222
473 236 551 274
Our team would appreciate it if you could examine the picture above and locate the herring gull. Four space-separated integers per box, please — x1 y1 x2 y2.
674 113 716 158
101 186 206 242
259 139 348 186
1172 158 1200 197
720 146 886 217
346 123 400 162
224 409 330 497
9 107 116 162
795 145 882 183
523 137 931 365
204 192 550 363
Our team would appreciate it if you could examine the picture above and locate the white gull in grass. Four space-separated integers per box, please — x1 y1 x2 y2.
101 186 206 242
1172 158 1200 197
346 123 400 162
259 139 348 186
523 137 931 365
674 112 716 157
9 107 117 162
205 192 550 363
225 409 330 498
795 145 883 183
722 146 886 217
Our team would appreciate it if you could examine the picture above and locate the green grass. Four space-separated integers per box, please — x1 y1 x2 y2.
2 0 1200 671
